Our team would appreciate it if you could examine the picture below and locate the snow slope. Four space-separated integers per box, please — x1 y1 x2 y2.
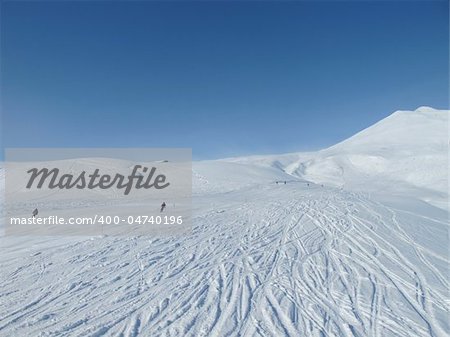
0 107 448 336
224 107 449 210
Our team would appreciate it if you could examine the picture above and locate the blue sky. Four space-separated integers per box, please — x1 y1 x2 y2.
1 1 448 160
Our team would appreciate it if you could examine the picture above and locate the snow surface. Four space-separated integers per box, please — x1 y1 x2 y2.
223 107 449 210
0 107 448 336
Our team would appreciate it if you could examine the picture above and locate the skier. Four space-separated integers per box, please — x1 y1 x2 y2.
160 202 166 213
32 208 38 218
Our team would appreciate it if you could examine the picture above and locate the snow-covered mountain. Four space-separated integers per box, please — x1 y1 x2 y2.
219 107 449 209
0 107 448 337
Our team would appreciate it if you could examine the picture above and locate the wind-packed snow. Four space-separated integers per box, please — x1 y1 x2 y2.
0 107 448 336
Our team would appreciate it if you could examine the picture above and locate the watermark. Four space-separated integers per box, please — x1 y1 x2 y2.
25 165 170 195
4 148 192 236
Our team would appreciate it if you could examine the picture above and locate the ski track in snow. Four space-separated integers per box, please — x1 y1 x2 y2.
0 184 448 337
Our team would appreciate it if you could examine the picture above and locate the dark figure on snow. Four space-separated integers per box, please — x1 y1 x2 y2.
284 181 286 185
32 208 38 218
160 202 166 213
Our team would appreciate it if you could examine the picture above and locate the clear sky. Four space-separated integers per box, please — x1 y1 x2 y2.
1 1 448 160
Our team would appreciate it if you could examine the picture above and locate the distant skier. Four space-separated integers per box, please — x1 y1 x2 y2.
284 181 286 185
160 202 166 213
32 208 38 218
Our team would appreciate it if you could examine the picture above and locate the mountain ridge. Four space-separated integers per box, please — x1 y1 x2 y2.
218 107 449 209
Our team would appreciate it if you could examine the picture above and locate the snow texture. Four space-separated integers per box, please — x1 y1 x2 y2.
0 107 448 336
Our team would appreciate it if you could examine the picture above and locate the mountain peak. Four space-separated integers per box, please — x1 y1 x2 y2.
414 106 438 113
